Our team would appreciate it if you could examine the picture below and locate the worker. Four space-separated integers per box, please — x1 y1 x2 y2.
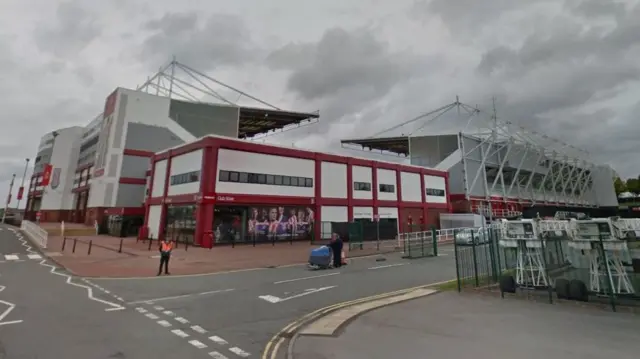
157 238 174 276
329 233 343 268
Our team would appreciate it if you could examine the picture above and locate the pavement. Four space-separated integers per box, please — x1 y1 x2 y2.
293 291 640 359
1 223 459 358
43 235 404 278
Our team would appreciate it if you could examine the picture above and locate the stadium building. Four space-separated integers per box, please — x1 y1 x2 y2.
341 99 618 220
24 61 320 230
144 135 449 247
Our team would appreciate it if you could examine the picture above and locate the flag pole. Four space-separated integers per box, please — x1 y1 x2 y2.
2 174 16 223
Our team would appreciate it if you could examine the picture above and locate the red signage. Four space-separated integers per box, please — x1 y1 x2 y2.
104 89 118 117
374 214 380 222
16 186 24 200
41 164 53 186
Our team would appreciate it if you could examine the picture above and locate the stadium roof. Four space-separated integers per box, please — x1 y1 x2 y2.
238 107 319 138
341 136 410 156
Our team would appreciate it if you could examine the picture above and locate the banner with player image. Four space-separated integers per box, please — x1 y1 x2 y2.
247 206 314 241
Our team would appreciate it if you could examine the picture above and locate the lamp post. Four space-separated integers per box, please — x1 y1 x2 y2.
15 158 30 211
2 174 16 224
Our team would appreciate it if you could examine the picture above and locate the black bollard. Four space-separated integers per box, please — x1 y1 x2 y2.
62 237 67 252
118 238 123 253
88 240 93 255
72 238 77 253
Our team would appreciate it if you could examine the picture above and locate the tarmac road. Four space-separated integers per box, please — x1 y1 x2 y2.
1 224 458 358
90 245 459 357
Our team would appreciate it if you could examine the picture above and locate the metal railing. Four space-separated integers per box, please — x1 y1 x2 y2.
20 220 48 248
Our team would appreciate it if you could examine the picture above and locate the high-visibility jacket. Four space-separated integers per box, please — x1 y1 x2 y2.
161 241 173 252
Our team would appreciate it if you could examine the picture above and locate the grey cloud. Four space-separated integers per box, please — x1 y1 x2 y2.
566 0 628 19
34 1 102 57
139 12 256 71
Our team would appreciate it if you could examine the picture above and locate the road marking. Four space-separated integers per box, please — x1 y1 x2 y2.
4 255 19 261
209 335 228 345
105 307 125 312
158 320 172 327
27 254 42 259
368 263 408 270
259 286 336 304
191 325 207 334
209 351 229 359
136 307 148 313
171 329 189 338
229 347 251 357
189 339 208 349
127 288 235 304
145 313 160 320
0 286 22 326
273 272 340 284
153 305 164 311
175 316 190 324
163 310 175 316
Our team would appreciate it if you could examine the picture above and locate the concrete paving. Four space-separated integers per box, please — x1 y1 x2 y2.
294 291 640 359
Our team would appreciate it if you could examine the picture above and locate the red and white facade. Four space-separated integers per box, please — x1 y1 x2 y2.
144 135 451 247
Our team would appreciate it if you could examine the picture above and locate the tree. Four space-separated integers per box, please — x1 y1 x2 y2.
614 177 627 196
626 178 640 196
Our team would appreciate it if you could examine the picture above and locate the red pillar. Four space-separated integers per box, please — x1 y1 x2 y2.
420 170 428 230
313 155 322 242
346 160 354 222
157 151 172 241
395 168 403 231
372 163 378 220
196 146 217 247
141 156 155 240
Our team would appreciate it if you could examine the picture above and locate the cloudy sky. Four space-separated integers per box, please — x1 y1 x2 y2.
1 0 639 208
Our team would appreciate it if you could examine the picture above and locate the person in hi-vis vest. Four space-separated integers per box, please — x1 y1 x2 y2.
158 238 174 276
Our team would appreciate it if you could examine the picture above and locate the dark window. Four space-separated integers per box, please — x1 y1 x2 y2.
354 181 371 191
80 135 99 153
216 170 313 188
379 184 395 193
170 170 200 186
425 188 445 196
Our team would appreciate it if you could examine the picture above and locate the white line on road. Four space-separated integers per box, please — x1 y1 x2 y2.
208 351 229 359
136 307 148 313
27 254 42 259
228 347 251 357
0 320 23 326
258 295 281 304
273 272 340 284
209 336 228 345
127 288 235 305
0 285 21 326
368 263 408 270
153 305 164 311
105 307 125 312
175 317 190 324
189 339 208 349
191 325 207 334
259 286 336 304
171 329 190 338
4 255 19 261
163 310 175 316
157 320 172 327
145 313 160 320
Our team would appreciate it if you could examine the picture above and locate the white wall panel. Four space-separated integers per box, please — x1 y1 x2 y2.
377 168 397 201
167 149 202 196
353 206 373 219
424 174 447 204
151 160 167 197
321 206 348 222
400 172 421 202
378 207 398 219
40 127 83 210
147 205 162 239
216 149 315 197
352 166 372 200
321 162 347 198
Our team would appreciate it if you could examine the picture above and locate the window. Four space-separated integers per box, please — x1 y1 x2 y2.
218 170 314 188
379 184 395 193
425 188 445 196
170 170 200 186
354 181 371 191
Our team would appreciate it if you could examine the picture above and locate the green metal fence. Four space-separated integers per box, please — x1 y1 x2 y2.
453 225 640 312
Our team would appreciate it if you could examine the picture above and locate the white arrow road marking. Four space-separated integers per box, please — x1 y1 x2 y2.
258 286 337 304
0 285 22 326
